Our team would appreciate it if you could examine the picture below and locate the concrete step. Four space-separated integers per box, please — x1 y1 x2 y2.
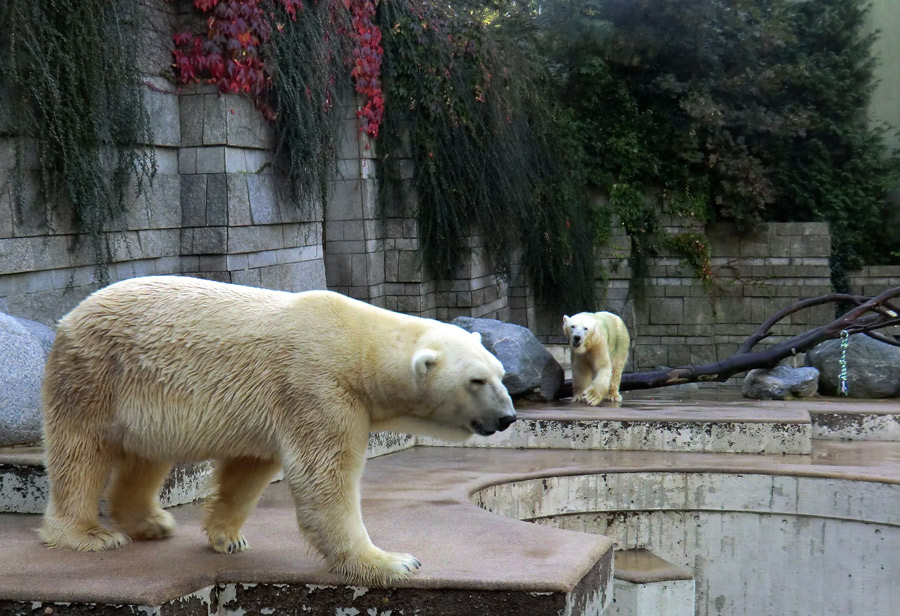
0 450 615 616
0 446 213 514
0 432 415 514
806 398 900 441
608 549 695 616
421 397 812 454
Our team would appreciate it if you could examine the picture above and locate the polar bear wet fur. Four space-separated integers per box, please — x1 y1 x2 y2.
563 311 630 405
39 276 515 584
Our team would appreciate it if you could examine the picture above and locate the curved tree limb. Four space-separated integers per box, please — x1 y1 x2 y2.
558 286 900 396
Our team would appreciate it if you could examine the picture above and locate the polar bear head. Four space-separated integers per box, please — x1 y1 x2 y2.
408 326 516 441
563 312 603 356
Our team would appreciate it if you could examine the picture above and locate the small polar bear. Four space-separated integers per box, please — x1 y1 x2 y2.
39 276 515 586
563 311 630 405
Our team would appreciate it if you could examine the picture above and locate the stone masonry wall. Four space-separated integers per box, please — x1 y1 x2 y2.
0 3 895 368
0 2 326 325
0 1 507 326
324 120 509 321
515 221 842 374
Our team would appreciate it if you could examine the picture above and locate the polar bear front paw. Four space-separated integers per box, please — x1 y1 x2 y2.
582 389 605 406
206 528 250 554
333 547 422 586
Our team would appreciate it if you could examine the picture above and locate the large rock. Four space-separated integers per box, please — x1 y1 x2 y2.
807 334 900 398
451 316 563 400
0 312 55 446
742 366 819 400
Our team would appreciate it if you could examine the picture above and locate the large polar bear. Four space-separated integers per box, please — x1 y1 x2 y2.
563 311 630 405
39 276 515 585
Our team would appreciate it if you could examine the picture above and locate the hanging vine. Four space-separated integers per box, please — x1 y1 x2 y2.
1 0 156 281
376 0 599 308
172 0 379 202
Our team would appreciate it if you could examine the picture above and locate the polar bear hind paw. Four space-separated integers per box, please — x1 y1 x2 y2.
115 509 175 541
206 528 250 554
334 547 422 585
39 520 131 552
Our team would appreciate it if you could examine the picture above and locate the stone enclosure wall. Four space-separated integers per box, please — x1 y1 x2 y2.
1 1 898 376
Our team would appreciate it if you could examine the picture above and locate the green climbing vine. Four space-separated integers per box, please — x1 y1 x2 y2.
376 0 599 308
1 0 156 281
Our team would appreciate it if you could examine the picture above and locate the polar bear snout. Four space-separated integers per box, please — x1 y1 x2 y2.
471 410 516 436
472 400 516 435
571 334 583 348
497 413 517 431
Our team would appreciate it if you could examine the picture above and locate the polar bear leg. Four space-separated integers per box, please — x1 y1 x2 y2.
204 456 282 554
609 357 626 402
282 435 420 585
571 358 592 402
584 364 613 406
107 453 175 540
39 430 129 551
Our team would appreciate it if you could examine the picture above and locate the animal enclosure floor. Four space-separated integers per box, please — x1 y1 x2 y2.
0 395 898 614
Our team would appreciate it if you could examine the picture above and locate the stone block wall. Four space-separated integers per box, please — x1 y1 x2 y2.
0 1 179 324
513 220 839 374
324 115 509 320
0 2 325 326
176 85 325 292
1 2 895 370
847 266 900 297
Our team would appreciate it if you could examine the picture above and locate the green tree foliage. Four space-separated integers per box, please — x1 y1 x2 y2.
1 0 155 280
539 0 899 289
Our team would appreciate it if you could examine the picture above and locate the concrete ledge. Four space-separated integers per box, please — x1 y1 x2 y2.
614 549 693 584
420 398 812 454
0 449 616 615
610 550 696 616
806 398 900 441
0 433 414 514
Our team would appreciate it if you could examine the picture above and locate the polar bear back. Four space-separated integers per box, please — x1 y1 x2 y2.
49 276 468 461
589 311 629 358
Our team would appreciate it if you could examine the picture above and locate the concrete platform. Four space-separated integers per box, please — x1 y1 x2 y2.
1 395 898 615
421 397 813 454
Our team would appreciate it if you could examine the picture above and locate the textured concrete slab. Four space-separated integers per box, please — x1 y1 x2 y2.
2 397 898 614
0 448 615 615
805 397 900 441
614 549 693 584
421 396 813 454
0 433 415 514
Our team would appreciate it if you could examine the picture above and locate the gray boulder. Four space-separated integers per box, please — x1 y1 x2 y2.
0 312 54 446
742 366 820 400
451 316 563 400
807 334 900 398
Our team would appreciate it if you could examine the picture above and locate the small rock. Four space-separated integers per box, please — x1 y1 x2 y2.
742 365 820 400
0 312 55 446
451 316 564 400
807 334 900 398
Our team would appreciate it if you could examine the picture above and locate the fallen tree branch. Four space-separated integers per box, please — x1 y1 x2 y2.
557 286 900 396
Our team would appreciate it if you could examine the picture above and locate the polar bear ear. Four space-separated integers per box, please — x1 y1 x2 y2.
412 348 440 378
563 315 571 328
471 331 482 345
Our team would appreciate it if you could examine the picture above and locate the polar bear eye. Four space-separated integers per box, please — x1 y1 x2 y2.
470 378 487 386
